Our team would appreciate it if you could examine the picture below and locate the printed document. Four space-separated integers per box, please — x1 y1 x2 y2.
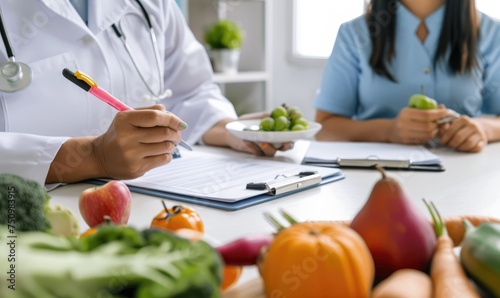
122 150 341 202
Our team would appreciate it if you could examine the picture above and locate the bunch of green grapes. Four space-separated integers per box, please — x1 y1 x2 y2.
260 104 309 131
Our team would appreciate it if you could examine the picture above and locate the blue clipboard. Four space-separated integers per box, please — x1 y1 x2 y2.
87 171 345 211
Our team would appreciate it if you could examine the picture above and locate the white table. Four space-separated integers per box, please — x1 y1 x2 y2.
48 140 500 288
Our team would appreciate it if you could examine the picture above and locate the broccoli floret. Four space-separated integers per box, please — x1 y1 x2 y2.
0 173 51 232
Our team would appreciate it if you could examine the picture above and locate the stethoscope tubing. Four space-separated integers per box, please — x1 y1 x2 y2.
0 4 14 59
112 0 169 100
133 0 153 29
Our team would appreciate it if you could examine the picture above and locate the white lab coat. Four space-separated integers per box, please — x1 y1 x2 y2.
0 0 237 185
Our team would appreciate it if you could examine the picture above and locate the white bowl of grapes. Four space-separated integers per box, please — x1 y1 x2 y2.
225 104 322 144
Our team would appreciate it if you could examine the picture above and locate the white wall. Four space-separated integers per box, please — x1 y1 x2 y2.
271 0 327 121
186 0 329 118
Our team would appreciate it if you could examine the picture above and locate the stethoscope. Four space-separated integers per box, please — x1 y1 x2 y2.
0 4 33 93
112 0 172 101
0 0 172 100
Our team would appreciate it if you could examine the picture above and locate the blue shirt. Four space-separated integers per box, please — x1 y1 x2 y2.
314 3 500 119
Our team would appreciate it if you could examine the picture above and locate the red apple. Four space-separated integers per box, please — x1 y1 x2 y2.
78 180 131 227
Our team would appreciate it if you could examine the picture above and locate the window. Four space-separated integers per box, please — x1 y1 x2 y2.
293 0 500 60
292 0 365 59
476 0 500 19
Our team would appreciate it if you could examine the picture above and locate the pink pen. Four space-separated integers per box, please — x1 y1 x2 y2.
87 83 132 111
62 68 192 151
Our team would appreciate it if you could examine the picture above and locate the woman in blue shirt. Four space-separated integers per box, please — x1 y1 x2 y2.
314 0 500 152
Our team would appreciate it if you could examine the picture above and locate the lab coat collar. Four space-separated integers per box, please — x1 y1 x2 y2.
87 0 131 35
38 0 131 35
38 0 76 21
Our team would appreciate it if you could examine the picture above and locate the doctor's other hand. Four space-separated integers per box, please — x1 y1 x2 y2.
387 106 449 144
233 112 294 156
438 116 487 152
92 104 186 179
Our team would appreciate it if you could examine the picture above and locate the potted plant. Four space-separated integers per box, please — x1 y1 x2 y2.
204 19 244 74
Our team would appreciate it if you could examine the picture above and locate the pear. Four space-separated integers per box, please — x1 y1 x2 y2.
350 166 436 281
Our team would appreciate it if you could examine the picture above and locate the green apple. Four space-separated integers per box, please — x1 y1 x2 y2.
408 94 438 110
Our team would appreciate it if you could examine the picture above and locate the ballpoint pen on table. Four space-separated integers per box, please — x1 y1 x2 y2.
436 116 456 125
436 109 460 125
62 68 192 151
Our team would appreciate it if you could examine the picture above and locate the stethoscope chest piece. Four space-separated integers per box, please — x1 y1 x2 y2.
0 60 33 92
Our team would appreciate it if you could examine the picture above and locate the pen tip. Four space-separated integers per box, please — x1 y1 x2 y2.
178 140 193 151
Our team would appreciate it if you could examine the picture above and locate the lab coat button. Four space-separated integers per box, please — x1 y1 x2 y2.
81 35 94 45
423 67 430 74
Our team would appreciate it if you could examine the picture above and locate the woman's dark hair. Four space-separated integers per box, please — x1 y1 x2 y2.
366 0 479 81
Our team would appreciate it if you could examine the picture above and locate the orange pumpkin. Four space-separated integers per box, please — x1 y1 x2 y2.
261 221 374 298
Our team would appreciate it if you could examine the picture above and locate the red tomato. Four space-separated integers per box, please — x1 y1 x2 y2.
150 201 204 233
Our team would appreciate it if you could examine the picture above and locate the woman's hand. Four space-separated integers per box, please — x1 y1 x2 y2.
438 116 487 152
92 105 187 179
388 106 449 144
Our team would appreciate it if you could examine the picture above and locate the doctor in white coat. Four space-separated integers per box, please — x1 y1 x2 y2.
0 0 288 186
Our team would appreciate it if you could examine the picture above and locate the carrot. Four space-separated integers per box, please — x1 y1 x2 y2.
424 200 480 298
443 215 500 247
371 269 432 298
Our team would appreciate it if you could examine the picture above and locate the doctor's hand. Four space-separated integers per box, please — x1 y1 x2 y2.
47 104 186 184
202 112 294 157
387 106 449 144
438 116 487 152
92 104 186 179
